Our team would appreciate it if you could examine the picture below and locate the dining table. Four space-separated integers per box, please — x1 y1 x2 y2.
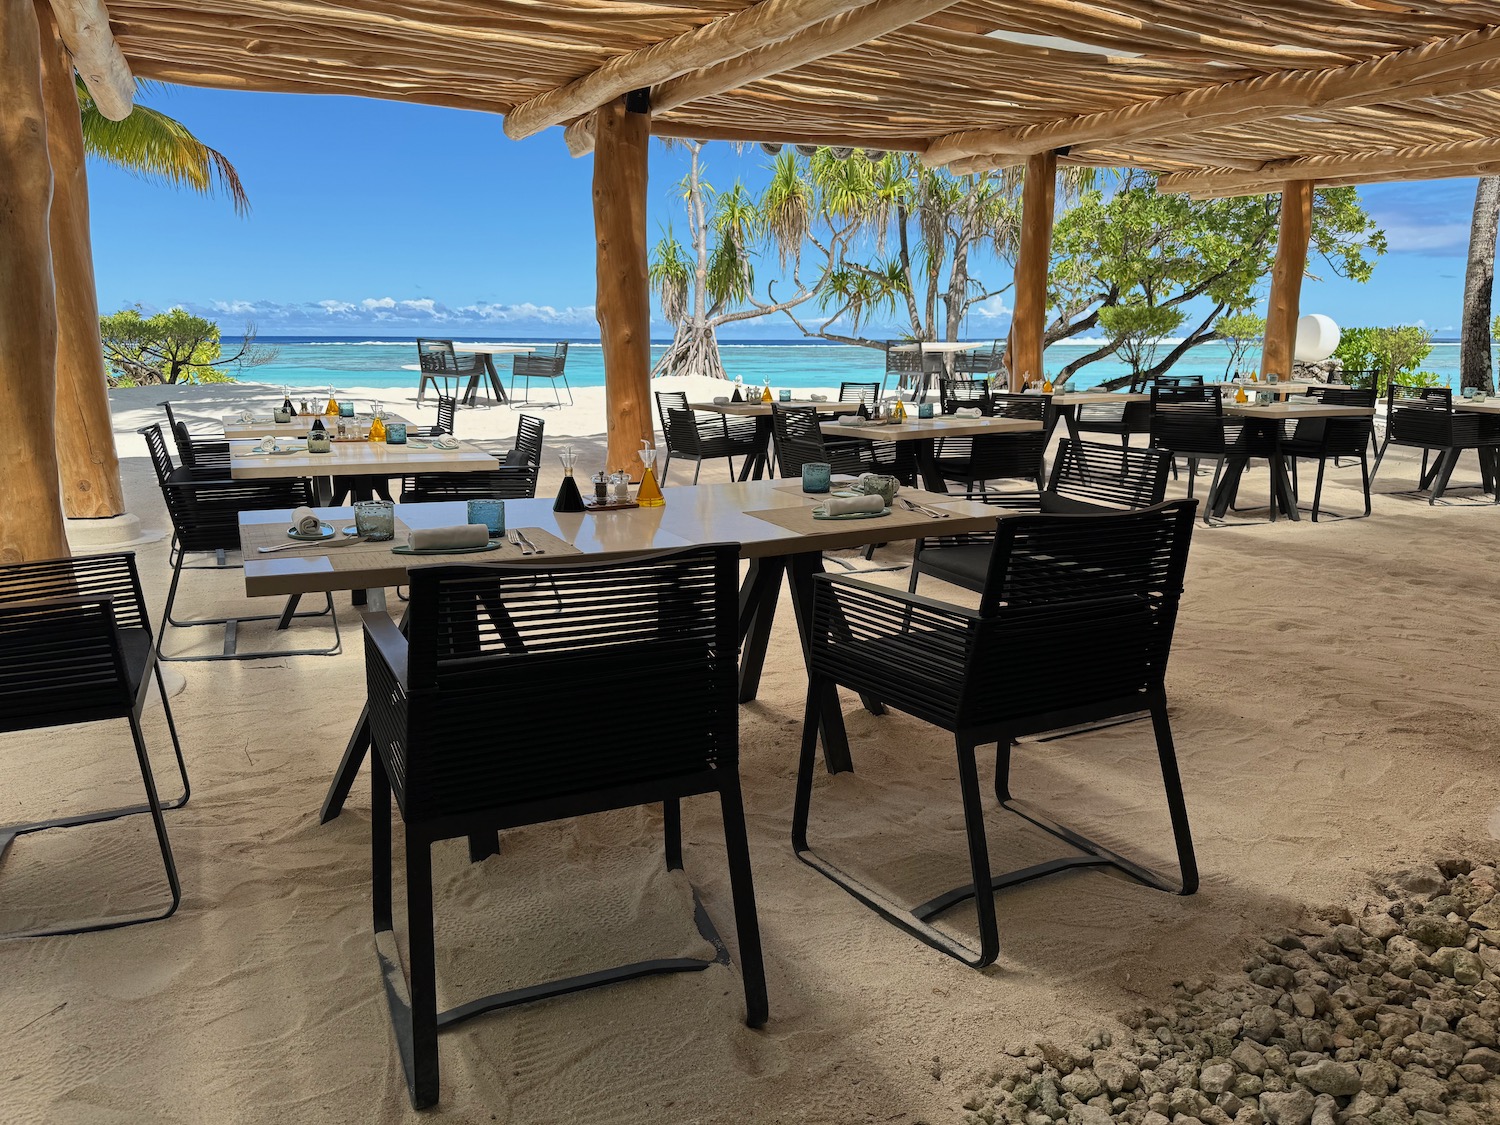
237 480 997 832
1209 399 1376 522
401 343 536 405
691 399 862 480
888 341 990 400
821 413 1043 493
228 435 500 505
221 411 412 440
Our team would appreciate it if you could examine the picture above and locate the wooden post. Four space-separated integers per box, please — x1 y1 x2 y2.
593 94 652 477
39 2 124 518
1263 180 1313 377
1009 150 1056 390
0 0 68 562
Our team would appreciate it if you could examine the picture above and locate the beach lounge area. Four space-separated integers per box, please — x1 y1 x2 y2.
10 2 1500 1124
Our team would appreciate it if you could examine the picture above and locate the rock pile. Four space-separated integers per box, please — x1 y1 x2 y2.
962 859 1500 1125
1290 359 1345 384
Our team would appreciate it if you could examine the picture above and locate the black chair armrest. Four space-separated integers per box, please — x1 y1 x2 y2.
361 609 408 689
816 572 983 627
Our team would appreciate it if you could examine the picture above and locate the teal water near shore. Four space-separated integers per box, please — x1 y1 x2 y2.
232 337 1467 392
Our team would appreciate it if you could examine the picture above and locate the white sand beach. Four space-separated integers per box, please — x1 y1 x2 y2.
4 381 1500 1123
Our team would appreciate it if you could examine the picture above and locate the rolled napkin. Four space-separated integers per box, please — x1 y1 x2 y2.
838 414 867 427
819 494 885 516
430 437 461 451
809 393 829 402
713 395 730 405
290 506 322 536
408 524 492 551
954 406 983 418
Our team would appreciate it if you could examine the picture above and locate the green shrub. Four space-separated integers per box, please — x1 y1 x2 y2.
1332 325 1433 394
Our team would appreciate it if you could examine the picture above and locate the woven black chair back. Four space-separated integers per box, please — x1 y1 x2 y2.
389 546 738 819
515 414 545 465
514 342 569 377
1046 439 1172 511
770 404 829 477
953 342 1002 375
1152 374 1204 389
143 421 178 485
434 396 457 437
1388 384 1466 446
655 389 689 429
838 382 879 405
1150 384 1228 456
941 377 992 414
416 339 458 373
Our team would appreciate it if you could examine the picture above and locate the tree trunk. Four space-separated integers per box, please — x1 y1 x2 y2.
593 97 653 478
39 1 124 518
1263 180 1312 377
653 320 727 379
0 0 68 562
1460 175 1500 394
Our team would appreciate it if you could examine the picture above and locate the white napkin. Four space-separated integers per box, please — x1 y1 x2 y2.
713 396 730 405
809 393 829 402
430 437 461 451
290 506 322 535
954 407 983 418
408 524 490 550
838 414 866 427
819 494 885 516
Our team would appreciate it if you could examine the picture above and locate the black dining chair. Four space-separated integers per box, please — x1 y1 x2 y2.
141 423 341 661
362 545 767 1107
940 377 992 415
400 416 544 502
838 381 880 407
654 390 756 483
935 392 1046 494
511 343 572 407
413 395 458 439
795 501 1199 968
160 401 231 470
912 438 1172 594
1148 384 1251 522
1371 385 1500 504
416 340 486 406
0 551 188 938
1283 387 1377 520
881 343 925 402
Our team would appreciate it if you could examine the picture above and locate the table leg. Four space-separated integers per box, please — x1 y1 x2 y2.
739 416 772 481
1269 447 1299 521
786 553 853 774
320 591 391 822
1210 456 1249 520
914 438 947 493
738 557 783 703
484 354 507 404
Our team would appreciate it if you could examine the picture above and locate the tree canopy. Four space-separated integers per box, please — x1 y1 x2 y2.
99 306 274 385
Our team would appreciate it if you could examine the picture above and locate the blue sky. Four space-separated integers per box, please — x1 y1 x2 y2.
89 85 1479 340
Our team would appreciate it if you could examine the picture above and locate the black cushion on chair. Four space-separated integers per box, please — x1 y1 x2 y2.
118 628 154 700
912 543 992 589
1039 493 1112 516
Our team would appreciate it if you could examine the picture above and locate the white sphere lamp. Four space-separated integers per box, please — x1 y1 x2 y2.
1295 313 1340 363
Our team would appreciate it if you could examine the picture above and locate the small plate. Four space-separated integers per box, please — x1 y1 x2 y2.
287 523 334 541
391 540 503 555
255 446 304 456
812 507 891 520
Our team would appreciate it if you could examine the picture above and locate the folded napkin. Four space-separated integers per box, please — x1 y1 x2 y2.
809 393 829 402
819 494 885 516
430 437 461 451
954 407 984 418
838 414 867 427
290 506 322 535
713 396 730 405
408 524 491 551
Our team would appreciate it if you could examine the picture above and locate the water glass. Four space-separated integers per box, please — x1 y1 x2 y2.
918 402 935 419
385 423 408 445
466 499 505 536
1268 372 1280 385
1463 386 1477 399
307 431 331 454
801 461 832 494
339 401 355 418
778 389 792 402
354 500 395 542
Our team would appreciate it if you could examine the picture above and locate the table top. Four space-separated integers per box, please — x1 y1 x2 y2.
889 341 988 353
222 412 410 439
1455 400 1500 414
239 482 997 597
822 415 1042 440
692 399 862 417
1223 402 1375 420
1051 392 1151 405
229 437 499 479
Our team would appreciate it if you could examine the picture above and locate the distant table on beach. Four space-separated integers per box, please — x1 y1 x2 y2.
822 414 1042 492
400 344 536 406
221 412 411 439
888 341 990 399
691 399 861 480
229 436 499 504
236 481 996 823
1209 400 1376 522
1045 391 1152 445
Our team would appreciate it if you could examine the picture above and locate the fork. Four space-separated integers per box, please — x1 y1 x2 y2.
506 529 533 556
899 497 950 519
518 529 545 555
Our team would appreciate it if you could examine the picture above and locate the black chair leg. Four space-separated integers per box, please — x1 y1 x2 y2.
663 798 683 871
953 736 1000 967
718 781 769 1027
1148 692 1199 895
149 662 192 808
1360 450 1372 515
1311 456 1328 522
1430 450 1460 504
1185 458 1197 498
405 836 440 1108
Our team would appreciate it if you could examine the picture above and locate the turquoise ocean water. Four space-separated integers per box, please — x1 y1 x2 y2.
230 337 1468 393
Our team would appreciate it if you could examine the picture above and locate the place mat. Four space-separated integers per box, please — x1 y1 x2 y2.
241 519 581 560
743 502 945 537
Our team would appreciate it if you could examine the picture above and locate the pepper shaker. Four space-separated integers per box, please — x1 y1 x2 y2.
593 471 609 504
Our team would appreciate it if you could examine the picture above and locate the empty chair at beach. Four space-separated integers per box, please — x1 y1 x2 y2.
415 339 486 406
913 438 1172 594
161 400 231 470
794 501 1198 969
838 381 880 406
771 403 916 484
881 343 925 401
1074 387 1154 448
510 342 572 407
399 415 544 501
1284 386 1377 521
141 423 341 661
1371 385 1500 505
412 394 457 438
940 377 992 415
934 391 1047 496
952 341 1003 377
361 545 766 1107
655 390 756 484
1149 384 1250 522
0 552 188 938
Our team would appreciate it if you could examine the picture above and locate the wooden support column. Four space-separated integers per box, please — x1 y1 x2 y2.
0 0 67 562
1008 150 1056 390
40 2 123 518
593 93 652 477
1263 180 1313 377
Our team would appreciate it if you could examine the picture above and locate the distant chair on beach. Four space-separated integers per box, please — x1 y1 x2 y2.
415 339 486 406
511 342 572 407
881 343 925 401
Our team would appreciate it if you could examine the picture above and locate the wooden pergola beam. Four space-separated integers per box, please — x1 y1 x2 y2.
562 0 963 156
505 0 877 141
566 114 931 156
925 25 1500 169
1159 136 1500 198
46 0 132 120
1262 181 1312 378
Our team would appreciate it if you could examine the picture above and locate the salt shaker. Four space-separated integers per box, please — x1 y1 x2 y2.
613 471 631 504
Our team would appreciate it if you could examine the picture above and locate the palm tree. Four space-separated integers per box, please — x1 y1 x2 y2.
77 78 248 214
1461 176 1500 394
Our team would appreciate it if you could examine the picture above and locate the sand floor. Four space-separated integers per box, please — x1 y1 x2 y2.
3 383 1500 1123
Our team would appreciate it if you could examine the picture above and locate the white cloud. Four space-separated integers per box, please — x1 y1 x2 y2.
317 299 356 313
361 297 397 310
170 295 603 334
969 294 1011 320
1373 219 1469 255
